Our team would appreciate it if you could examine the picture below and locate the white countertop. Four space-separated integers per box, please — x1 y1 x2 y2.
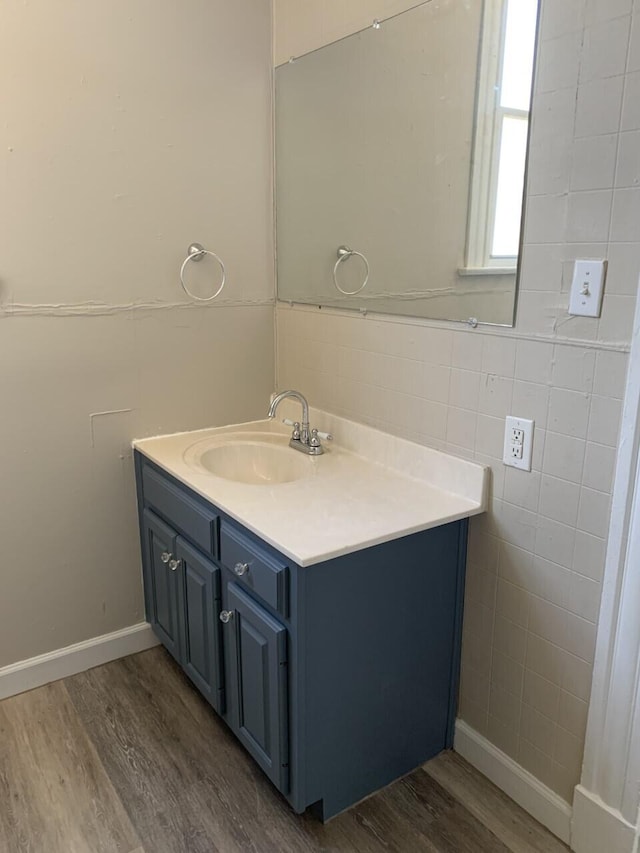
133 407 488 567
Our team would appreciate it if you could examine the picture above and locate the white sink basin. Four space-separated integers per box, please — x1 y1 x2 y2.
134 412 488 566
183 432 315 485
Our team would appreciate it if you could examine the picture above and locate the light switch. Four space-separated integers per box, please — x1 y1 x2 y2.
569 260 606 317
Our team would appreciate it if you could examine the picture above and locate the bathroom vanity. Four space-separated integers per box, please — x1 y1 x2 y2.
133 408 487 820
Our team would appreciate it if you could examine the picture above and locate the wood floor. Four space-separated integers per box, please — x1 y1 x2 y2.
0 647 568 853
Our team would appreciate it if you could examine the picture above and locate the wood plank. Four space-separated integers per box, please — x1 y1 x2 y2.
0 680 140 853
65 648 317 853
424 750 570 853
0 647 570 853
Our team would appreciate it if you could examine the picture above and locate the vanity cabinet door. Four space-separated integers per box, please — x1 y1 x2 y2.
175 537 224 714
223 583 289 793
143 509 181 662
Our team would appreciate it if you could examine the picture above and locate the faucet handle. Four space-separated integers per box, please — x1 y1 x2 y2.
310 427 333 448
283 418 301 441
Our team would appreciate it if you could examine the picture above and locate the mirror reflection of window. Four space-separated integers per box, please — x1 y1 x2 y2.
276 0 541 325
466 0 538 273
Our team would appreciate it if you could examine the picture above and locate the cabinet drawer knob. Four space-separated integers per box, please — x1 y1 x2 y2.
233 562 250 577
160 551 171 564
169 559 180 571
219 610 234 624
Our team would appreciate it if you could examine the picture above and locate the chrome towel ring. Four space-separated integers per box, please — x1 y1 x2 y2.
180 243 226 302
332 245 369 296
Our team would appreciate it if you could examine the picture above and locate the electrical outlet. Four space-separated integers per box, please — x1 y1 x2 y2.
504 416 534 471
512 428 524 445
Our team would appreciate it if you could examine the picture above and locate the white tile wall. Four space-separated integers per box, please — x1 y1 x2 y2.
274 0 638 805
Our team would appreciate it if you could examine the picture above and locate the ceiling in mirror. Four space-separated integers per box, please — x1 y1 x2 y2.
275 0 540 326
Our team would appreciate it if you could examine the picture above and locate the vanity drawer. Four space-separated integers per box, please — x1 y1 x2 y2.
220 522 288 616
142 465 219 559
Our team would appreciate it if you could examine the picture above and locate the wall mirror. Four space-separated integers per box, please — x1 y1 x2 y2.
275 0 541 326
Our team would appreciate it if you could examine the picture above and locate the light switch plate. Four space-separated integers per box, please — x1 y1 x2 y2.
503 416 534 471
569 259 606 317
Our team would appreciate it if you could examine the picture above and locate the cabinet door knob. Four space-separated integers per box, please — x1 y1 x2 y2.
160 551 171 563
233 562 250 577
219 610 234 624
169 559 180 571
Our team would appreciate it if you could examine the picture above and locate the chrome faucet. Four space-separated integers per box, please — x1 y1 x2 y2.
267 390 332 456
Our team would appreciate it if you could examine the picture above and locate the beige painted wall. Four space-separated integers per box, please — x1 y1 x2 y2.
275 0 640 803
0 0 274 667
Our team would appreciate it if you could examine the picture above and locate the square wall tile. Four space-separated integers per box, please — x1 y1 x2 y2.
526 633 565 686
558 690 589 739
539 475 581 527
498 541 535 588
573 530 607 581
524 194 569 244
628 12 640 71
597 294 637 343
451 332 484 371
511 380 551 426
547 388 591 438
568 572 603 622
475 414 505 459
611 188 640 241
504 467 542 513
593 351 629 398
622 70 640 130
552 345 596 393
446 406 477 450
582 441 617 492
515 340 555 385
523 669 561 719
561 653 594 702
577 486 612 539
541 0 586 38
449 368 481 411
565 190 613 243
481 336 517 377
489 683 523 733
616 130 640 187
529 556 572 608
579 16 632 83
496 579 531 628
521 703 558 757
606 242 640 295
575 75 625 137
543 431 586 483
493 616 528 664
537 32 582 93
554 729 585 781
570 134 619 191
486 715 520 760
492 650 525 697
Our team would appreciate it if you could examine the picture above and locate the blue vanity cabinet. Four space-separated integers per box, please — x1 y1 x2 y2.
142 509 181 663
135 452 468 823
222 582 289 792
140 507 224 714
175 537 224 713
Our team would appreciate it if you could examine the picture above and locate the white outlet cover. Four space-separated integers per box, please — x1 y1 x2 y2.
504 416 534 471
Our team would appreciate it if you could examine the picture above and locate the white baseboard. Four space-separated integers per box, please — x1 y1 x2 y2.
454 719 573 845
572 786 639 853
0 622 159 701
